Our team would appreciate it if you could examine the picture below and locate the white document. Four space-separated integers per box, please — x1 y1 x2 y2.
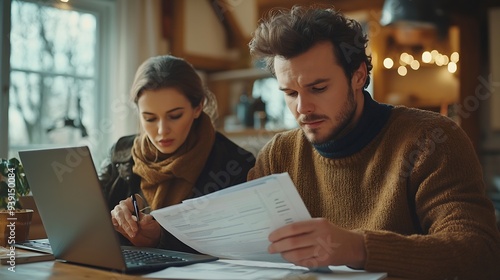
150 172 312 262
142 260 387 280
143 259 308 280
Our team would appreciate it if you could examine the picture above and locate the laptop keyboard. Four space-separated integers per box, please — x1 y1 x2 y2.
15 239 53 254
122 248 187 265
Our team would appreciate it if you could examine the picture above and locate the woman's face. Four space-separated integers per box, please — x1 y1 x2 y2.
137 88 202 154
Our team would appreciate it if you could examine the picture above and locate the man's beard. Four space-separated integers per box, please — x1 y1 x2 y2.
301 86 357 145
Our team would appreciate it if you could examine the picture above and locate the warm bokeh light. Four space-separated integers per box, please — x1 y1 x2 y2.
442 55 449 65
399 53 414 65
383 58 394 69
435 54 445 66
410 60 420 70
60 0 69 2
448 62 457 73
400 53 409 64
431 50 439 59
397 65 407 76
388 50 458 74
407 54 414 63
422 51 432 63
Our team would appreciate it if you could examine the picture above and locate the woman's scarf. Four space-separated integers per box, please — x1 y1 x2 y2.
131 112 215 210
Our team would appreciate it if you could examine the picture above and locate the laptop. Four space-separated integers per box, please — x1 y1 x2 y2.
19 195 47 239
18 146 218 273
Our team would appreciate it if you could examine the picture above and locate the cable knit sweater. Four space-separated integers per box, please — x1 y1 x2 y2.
248 105 500 279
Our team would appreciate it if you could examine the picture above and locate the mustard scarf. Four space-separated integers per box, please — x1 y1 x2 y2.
131 112 215 210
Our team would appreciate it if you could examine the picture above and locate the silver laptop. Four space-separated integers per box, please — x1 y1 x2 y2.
19 146 217 273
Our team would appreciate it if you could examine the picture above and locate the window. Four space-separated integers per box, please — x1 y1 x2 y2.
251 77 297 130
1 0 115 162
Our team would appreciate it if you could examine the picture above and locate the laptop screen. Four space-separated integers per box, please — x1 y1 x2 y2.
19 146 128 271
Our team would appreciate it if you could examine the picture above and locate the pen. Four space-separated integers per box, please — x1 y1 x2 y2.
131 194 140 222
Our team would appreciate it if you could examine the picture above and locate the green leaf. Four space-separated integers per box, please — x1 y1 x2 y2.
0 157 31 210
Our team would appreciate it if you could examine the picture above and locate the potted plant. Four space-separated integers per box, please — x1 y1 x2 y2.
0 157 33 247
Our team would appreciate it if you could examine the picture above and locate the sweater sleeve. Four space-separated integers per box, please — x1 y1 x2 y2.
364 120 500 279
247 134 278 181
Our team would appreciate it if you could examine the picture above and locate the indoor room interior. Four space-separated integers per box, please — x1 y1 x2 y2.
2 1 500 279
1 0 500 235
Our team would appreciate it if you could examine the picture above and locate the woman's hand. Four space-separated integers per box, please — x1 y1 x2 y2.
110 196 161 247
267 218 366 269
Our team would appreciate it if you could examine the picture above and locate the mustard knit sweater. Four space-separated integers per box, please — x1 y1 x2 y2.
248 106 500 279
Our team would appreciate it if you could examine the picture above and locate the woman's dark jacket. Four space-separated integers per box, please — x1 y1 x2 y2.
98 132 256 253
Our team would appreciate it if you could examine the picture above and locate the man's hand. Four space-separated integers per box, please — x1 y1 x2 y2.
268 218 366 268
110 197 161 247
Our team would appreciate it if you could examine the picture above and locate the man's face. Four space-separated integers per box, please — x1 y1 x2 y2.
274 41 365 145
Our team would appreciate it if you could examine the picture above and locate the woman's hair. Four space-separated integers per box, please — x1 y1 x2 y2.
249 5 372 89
130 55 218 122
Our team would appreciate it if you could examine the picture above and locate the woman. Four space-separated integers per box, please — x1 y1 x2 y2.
99 55 256 252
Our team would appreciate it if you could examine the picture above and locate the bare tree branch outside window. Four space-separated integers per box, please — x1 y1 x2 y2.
9 0 96 147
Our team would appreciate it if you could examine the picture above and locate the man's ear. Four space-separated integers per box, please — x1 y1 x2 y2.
351 62 367 90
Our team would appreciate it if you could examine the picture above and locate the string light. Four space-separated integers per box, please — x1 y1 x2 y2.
448 62 457 73
422 51 432 63
430 50 439 59
435 54 444 66
383 58 394 69
388 50 460 75
397 65 407 76
400 53 408 64
410 60 420 70
443 55 449 65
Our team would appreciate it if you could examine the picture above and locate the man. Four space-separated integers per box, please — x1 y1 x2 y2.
248 5 500 279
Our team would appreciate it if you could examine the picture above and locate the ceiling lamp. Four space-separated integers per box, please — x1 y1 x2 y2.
380 0 448 37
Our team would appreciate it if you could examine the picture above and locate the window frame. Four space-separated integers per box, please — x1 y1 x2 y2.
0 0 116 162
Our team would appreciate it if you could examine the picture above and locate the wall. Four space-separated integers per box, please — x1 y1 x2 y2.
480 7 500 194
179 0 257 63
184 0 235 59
185 0 258 56
228 0 258 38
489 8 500 131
